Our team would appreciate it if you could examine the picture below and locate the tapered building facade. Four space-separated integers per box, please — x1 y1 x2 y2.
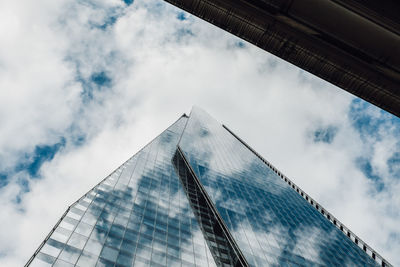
26 107 390 267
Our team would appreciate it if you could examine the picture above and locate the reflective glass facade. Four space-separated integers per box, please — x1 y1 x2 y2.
28 107 385 267
28 116 216 267
178 107 379 267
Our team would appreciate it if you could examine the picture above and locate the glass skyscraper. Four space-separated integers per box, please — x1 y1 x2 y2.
26 107 390 267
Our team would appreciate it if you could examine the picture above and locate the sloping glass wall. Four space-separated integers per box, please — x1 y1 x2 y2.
178 107 378 267
28 117 217 267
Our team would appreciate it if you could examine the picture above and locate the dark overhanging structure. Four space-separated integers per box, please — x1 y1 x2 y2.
164 0 400 118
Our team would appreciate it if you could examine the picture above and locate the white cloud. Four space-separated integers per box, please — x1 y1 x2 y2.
0 0 399 266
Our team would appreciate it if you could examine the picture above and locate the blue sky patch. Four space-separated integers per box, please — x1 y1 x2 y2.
0 172 7 188
78 70 112 102
313 126 338 144
0 137 67 194
349 98 400 182
349 98 400 141
350 99 379 135
95 16 118 30
91 71 112 87
235 41 245 48
177 12 187 21
356 157 384 192
15 137 66 178
122 0 134 6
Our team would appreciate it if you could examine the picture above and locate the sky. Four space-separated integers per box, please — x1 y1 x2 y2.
0 0 399 266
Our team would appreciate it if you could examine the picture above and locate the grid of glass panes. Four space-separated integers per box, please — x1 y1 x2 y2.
173 149 244 267
178 107 378 266
29 117 217 267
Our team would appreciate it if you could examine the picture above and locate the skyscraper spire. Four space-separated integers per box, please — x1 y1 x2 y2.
27 107 390 267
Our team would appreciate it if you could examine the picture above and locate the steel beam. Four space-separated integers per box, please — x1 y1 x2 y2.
165 0 400 117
